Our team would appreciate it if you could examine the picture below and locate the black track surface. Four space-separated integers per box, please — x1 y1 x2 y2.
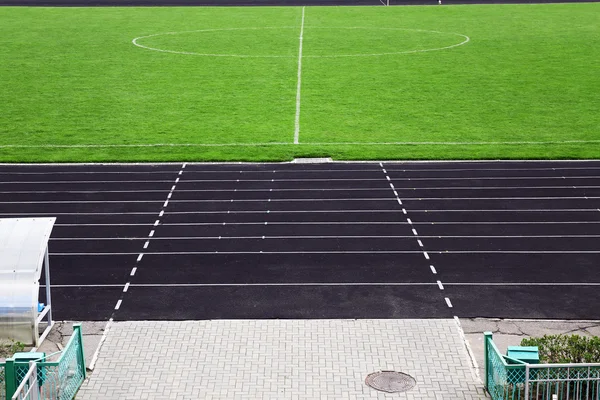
2 161 599 321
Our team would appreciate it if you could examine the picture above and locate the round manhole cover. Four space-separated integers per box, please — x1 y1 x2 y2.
365 371 417 393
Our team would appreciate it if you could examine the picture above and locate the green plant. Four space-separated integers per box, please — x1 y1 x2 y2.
0 340 26 358
521 334 600 364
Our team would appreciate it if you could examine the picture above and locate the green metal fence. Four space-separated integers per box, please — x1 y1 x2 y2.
4 324 86 400
485 332 600 400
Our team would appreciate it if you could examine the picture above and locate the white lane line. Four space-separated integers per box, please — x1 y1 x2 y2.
114 299 122 310
154 220 160 226
417 240 424 247
130 267 137 276
171 185 176 191
51 234 600 241
293 6 305 145
40 282 600 288
412 229 418 235
175 178 180 183
143 241 149 249
149 230 155 237
137 254 144 261
2 195 598 204
430 265 437 274
159 211 164 217
445 298 453 308
163 200 169 207
437 280 444 290
51 250 600 255
3 176 599 184
407 218 412 224
4 208 598 216
123 283 130 292
163 221 410 226
159 220 600 226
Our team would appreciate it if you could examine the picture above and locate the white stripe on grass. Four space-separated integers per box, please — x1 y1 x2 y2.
294 7 306 145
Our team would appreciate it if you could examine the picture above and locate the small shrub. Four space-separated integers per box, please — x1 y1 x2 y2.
0 340 26 358
521 334 600 364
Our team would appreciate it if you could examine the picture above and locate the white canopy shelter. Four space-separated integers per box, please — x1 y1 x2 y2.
0 217 55 346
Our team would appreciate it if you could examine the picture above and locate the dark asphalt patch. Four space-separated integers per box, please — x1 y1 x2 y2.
161 210 408 224
115 286 452 320
172 188 392 201
445 285 600 319
39 287 123 321
130 253 434 284
155 222 410 237
51 224 154 238
144 237 422 253
429 253 600 283
415 222 600 236
407 210 600 223
40 255 136 285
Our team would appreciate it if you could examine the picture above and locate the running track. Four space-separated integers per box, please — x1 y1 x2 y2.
1 161 599 321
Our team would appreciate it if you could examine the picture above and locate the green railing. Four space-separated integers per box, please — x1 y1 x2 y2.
4 324 86 400
485 332 528 399
485 332 600 400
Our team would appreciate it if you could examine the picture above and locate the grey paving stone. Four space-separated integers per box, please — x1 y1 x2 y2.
76 319 487 399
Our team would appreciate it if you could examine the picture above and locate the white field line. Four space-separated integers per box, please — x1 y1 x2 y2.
132 27 469 58
2 140 600 149
294 7 305 145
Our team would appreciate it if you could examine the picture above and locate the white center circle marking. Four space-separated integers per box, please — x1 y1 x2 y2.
132 27 470 58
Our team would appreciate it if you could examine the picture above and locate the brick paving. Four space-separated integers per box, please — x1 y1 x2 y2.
76 319 488 399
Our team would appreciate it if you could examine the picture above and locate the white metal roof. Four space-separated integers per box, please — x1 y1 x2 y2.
0 217 56 283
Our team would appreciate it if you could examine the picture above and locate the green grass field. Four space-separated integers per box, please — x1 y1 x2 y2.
0 3 598 162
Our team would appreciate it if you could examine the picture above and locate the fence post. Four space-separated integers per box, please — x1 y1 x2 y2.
524 364 530 399
4 358 16 399
484 332 492 392
73 323 87 379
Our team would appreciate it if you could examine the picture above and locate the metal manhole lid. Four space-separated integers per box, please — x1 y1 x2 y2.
365 371 417 393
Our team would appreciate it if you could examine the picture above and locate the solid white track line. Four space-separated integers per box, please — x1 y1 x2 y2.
41 282 600 288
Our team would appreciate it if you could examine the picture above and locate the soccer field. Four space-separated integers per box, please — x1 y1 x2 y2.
0 4 598 162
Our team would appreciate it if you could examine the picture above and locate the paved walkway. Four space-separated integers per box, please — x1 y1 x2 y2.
76 319 487 399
